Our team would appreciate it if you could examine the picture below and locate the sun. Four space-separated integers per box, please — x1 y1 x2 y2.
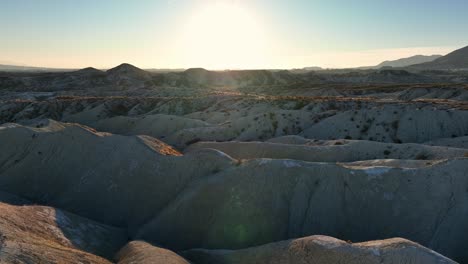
179 2 268 70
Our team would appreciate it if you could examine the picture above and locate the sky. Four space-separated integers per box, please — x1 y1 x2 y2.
1 0 468 69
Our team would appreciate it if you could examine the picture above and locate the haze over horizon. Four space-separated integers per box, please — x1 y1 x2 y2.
2 0 468 70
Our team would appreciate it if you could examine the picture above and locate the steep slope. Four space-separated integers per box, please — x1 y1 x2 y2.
184 236 455 264
137 158 468 262
0 121 234 230
0 121 466 262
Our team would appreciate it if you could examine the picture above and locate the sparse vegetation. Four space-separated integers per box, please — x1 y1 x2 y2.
2 60 468 263
415 153 429 160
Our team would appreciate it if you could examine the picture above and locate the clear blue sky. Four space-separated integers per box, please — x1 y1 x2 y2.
1 0 468 69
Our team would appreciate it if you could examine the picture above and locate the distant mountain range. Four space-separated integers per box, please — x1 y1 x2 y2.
300 45 468 71
376 54 442 68
0 64 73 72
3 62 467 96
286 53 453 72
409 45 468 70
2 45 468 73
353 55 442 70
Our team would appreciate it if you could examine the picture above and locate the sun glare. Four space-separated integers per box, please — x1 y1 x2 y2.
180 2 268 69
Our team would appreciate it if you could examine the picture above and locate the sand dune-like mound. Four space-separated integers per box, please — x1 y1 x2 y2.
186 139 468 161
116 241 190 264
0 193 126 263
184 235 455 264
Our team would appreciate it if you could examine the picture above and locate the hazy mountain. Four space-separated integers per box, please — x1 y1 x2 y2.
74 67 105 75
145 68 186 73
104 63 153 88
410 45 468 70
0 64 73 72
356 55 442 70
376 55 442 68
290 66 323 73
107 63 149 76
302 66 323 71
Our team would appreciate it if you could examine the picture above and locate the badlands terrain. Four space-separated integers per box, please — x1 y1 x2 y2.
1 46 468 263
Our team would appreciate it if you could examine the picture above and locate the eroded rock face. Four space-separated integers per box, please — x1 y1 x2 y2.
0 121 466 262
0 82 468 262
0 121 235 231
2 96 468 148
136 158 468 262
2 64 468 264
0 192 126 263
183 235 456 264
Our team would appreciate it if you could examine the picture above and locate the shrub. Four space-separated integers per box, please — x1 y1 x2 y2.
415 153 429 160
360 125 370 133
294 101 307 110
